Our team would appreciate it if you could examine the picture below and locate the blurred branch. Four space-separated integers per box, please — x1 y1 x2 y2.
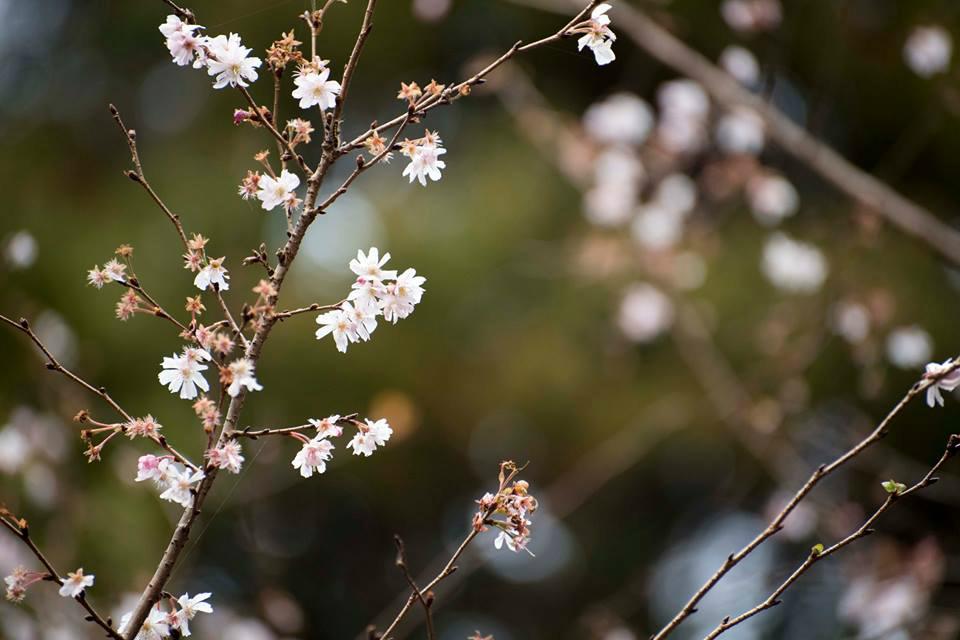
272 300 345 321
235 413 358 439
485 65 960 639
0 511 123 640
109 105 191 253
506 0 960 266
703 434 960 640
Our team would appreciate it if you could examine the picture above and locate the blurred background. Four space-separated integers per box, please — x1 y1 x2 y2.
3 0 960 638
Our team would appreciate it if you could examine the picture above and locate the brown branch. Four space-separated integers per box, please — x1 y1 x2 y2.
122 279 188 332
213 288 250 350
272 300 345 321
235 413 358 439
393 536 436 640
109 105 191 253
509 0 960 265
124 2 597 636
373 466 524 639
702 434 960 640
648 362 958 640
329 0 378 145
237 85 312 175
161 0 195 22
339 0 602 155
0 516 123 640
0 314 133 423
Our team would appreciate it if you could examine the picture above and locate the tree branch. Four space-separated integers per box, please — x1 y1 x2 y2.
0 515 123 640
702 434 960 640
109 105 191 253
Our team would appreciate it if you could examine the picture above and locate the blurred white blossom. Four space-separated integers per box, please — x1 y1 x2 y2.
904 26 952 77
617 283 674 343
747 173 798 226
583 93 654 145
886 325 933 369
761 233 827 293
719 45 760 87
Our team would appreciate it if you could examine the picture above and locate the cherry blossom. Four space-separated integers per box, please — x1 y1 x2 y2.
904 26 953 78
224 358 263 398
350 247 397 282
341 300 378 341
719 45 760 86
292 435 335 477
206 33 262 89
380 268 426 323
256 169 300 211
172 592 213 637
576 3 616 66
206 441 244 473
617 283 674 343
292 66 342 110
316 309 356 353
159 464 206 508
887 326 933 370
402 141 447 186
309 415 343 438
347 418 392 457
924 360 960 408
159 351 210 400
761 233 828 293
86 266 109 289
58 568 94 598
126 415 162 440
194 257 230 291
119 607 170 640
5 566 46 603
136 454 167 483
159 15 206 67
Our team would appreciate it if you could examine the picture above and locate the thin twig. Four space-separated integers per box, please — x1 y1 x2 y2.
0 314 133 423
394 536 436 640
272 300 345 321
234 413 358 439
122 279 188 332
109 105 191 253
0 516 124 640
238 85 311 175
213 289 250 350
339 0 602 154
702 434 960 640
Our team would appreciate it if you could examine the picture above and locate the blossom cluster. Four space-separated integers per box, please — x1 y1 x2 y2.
315 248 426 353
158 347 261 401
118 592 213 638
5 566 94 603
136 455 206 508
290 415 393 478
161 16 261 88
574 4 616 66
473 478 538 554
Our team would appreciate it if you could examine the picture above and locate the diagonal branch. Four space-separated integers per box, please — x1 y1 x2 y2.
507 0 960 265
0 514 123 640
702 434 960 640
109 105 191 253
393 536 436 640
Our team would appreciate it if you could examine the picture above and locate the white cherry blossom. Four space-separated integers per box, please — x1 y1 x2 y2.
58 568 94 598
194 257 230 291
924 360 960 407
206 33 261 88
292 436 335 477
173 592 213 637
256 170 300 211
158 351 210 400
292 67 342 110
225 358 262 397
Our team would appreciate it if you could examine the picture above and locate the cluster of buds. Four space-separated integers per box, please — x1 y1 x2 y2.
266 30 303 71
192 323 236 357
473 463 538 554
192 397 221 433
232 105 272 127
4 566 46 603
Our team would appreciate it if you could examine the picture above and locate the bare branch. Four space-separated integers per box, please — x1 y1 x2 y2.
109 105 191 253
702 434 960 640
0 515 123 640
393 536 436 640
